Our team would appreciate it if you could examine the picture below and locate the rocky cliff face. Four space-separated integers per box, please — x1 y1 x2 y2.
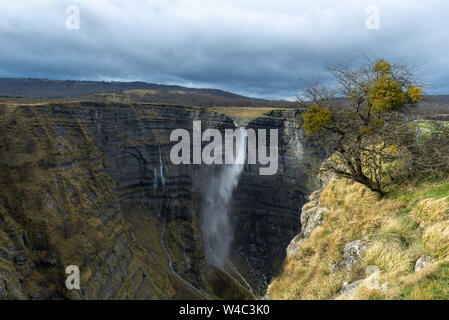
0 102 322 299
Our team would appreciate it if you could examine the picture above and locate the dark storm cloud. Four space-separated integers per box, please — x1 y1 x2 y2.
1 0 449 99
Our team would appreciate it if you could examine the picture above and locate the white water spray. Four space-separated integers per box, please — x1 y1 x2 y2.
153 168 158 191
201 127 247 268
159 147 166 190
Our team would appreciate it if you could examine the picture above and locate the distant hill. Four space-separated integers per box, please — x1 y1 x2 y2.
410 95 449 120
0 78 296 108
1 78 448 116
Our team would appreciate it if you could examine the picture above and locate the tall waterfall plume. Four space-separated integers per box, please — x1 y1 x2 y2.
201 127 247 268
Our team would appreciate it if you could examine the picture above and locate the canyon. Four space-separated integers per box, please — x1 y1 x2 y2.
0 101 323 299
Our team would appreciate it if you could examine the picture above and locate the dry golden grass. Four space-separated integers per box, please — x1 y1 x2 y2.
364 240 413 278
269 177 449 300
124 89 160 96
423 221 449 260
211 107 288 125
412 197 449 227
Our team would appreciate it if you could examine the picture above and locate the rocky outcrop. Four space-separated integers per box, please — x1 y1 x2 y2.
415 255 433 272
279 172 392 300
343 240 367 271
335 265 387 300
285 173 333 258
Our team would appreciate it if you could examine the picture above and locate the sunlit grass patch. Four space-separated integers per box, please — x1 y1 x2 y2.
422 221 449 260
364 240 413 278
412 197 449 227
269 175 449 300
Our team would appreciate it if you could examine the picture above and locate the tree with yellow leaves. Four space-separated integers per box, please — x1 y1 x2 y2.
301 58 423 194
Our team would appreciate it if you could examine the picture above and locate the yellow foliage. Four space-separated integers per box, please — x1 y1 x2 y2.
359 125 372 135
367 60 422 113
302 104 332 136
407 86 424 103
368 75 406 113
373 59 392 75
372 118 384 129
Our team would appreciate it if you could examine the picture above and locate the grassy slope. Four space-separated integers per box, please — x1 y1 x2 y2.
269 178 449 300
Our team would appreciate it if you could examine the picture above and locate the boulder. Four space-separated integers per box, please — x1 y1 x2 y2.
336 280 363 299
335 265 386 299
365 265 380 275
343 240 366 270
286 235 304 257
300 201 326 238
415 254 433 272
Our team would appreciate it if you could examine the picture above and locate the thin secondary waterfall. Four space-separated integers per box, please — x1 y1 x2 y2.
160 213 212 300
153 168 158 191
201 127 247 269
159 146 165 190
154 147 166 191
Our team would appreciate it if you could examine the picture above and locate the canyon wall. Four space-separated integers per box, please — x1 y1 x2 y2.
0 102 322 299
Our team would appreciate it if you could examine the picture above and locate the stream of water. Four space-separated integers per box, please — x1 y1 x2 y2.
201 127 247 268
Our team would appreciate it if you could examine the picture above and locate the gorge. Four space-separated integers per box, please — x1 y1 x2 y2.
0 101 323 299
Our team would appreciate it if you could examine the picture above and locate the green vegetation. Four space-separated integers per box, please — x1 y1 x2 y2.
399 263 449 299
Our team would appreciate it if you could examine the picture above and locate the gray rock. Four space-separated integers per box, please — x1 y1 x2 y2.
286 235 304 256
337 280 363 299
363 270 382 291
335 268 386 299
415 255 433 272
343 240 366 270
329 261 343 276
365 265 380 275
300 201 327 238
319 170 338 187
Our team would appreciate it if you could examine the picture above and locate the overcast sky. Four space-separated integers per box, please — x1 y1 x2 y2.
0 0 448 100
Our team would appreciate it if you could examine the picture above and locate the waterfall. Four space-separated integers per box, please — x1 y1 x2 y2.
159 147 165 190
160 214 212 300
153 147 165 191
201 127 247 268
153 168 158 191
